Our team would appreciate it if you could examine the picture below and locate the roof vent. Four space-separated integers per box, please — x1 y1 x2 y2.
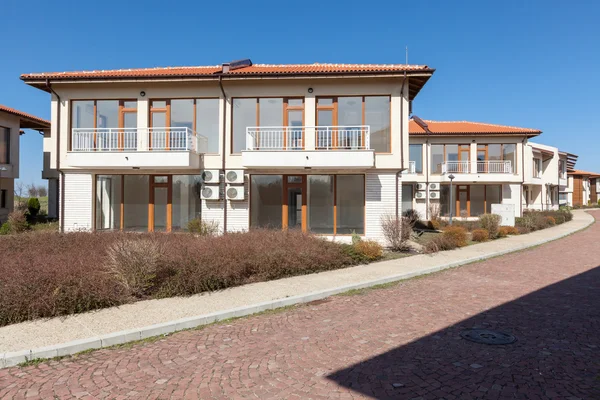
227 59 252 71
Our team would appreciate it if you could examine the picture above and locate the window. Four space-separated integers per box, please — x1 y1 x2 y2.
71 100 137 150
478 144 516 173
336 175 365 234
431 144 469 174
96 175 122 230
308 175 334 234
533 158 542 178
559 192 568 203
123 175 149 232
250 175 283 229
150 99 219 152
316 96 390 152
431 144 444 174
232 98 305 153
409 144 423 173
250 174 365 234
0 127 9 164
402 184 413 212
0 189 6 209
559 160 566 178
439 184 502 217
172 175 202 231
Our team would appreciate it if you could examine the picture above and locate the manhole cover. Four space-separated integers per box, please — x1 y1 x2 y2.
460 329 516 345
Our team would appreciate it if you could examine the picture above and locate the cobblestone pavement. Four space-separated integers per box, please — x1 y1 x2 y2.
1 212 599 399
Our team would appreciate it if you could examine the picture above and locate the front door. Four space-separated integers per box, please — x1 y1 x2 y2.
149 175 172 232
283 175 306 231
456 185 470 217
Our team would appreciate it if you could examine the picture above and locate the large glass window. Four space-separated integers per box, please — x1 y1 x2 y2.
250 175 283 228
402 184 413 213
71 100 95 129
233 98 258 153
196 99 220 153
96 175 122 230
72 100 137 151
485 185 502 214
308 175 334 234
170 99 194 129
0 127 9 164
487 144 502 161
123 175 149 232
172 175 202 231
470 185 485 216
440 185 450 216
365 97 391 153
336 175 364 234
503 144 516 170
431 144 444 174
259 98 284 126
409 144 422 173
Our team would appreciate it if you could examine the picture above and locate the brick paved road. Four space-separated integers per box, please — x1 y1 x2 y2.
1 212 599 399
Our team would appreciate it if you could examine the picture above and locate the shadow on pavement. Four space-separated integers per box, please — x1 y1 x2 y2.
327 266 600 399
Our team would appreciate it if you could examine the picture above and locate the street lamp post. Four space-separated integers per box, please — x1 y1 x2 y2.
448 173 455 225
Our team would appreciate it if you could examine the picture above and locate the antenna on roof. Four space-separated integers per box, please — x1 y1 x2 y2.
405 46 408 64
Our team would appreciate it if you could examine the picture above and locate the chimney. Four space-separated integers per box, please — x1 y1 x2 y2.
222 63 230 73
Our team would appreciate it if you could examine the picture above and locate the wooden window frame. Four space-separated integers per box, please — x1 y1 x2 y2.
231 97 305 154
69 99 138 151
477 143 517 173
249 174 366 236
451 184 502 217
316 96 391 153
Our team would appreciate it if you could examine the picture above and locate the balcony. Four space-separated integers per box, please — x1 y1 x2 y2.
66 128 207 169
441 161 513 174
241 126 375 169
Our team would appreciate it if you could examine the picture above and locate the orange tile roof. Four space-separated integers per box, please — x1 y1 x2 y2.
21 63 432 81
409 119 541 136
567 169 600 177
0 104 50 129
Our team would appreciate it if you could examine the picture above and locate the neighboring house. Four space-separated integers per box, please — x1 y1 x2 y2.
567 170 600 206
522 142 574 211
21 60 435 243
0 105 51 223
404 119 541 219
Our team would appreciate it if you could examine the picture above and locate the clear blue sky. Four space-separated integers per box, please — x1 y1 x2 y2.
2 0 598 186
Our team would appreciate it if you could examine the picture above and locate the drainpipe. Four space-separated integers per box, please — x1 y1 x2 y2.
521 138 526 216
425 137 430 220
46 79 64 233
395 72 407 220
218 75 228 234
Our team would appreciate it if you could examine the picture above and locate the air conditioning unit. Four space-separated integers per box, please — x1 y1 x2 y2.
225 170 244 184
415 191 426 199
416 183 427 191
429 183 439 191
226 185 245 200
430 191 440 199
202 170 220 184
201 185 220 200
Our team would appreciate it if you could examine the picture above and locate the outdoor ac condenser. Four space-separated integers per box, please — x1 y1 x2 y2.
226 185 245 200
225 170 245 184
430 191 440 199
416 183 427 191
202 170 221 184
201 185 221 200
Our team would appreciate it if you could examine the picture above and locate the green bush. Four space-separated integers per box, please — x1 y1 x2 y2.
27 197 41 217
0 222 10 235
187 218 219 236
471 229 490 242
340 244 369 263
479 214 501 238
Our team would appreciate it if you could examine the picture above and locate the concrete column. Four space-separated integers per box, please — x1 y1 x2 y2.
304 94 316 150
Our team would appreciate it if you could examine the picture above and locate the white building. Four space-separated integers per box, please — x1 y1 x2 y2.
21 60 435 242
0 105 51 223
403 119 541 219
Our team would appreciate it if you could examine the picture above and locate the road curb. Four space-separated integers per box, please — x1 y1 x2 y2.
1 212 594 368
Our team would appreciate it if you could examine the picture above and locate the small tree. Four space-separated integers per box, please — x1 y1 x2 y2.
27 197 41 217
27 184 39 198
381 214 412 251
37 185 48 197
14 181 26 211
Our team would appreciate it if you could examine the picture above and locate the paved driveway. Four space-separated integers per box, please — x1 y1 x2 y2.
1 211 599 399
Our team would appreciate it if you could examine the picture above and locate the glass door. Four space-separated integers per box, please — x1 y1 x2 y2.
456 185 470 217
477 145 488 173
120 101 137 150
284 99 304 150
459 145 470 173
150 100 169 150
150 175 172 232
283 175 306 231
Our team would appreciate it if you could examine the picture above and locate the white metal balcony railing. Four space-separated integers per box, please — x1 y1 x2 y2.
441 160 512 174
407 161 416 174
245 126 371 150
71 128 208 152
